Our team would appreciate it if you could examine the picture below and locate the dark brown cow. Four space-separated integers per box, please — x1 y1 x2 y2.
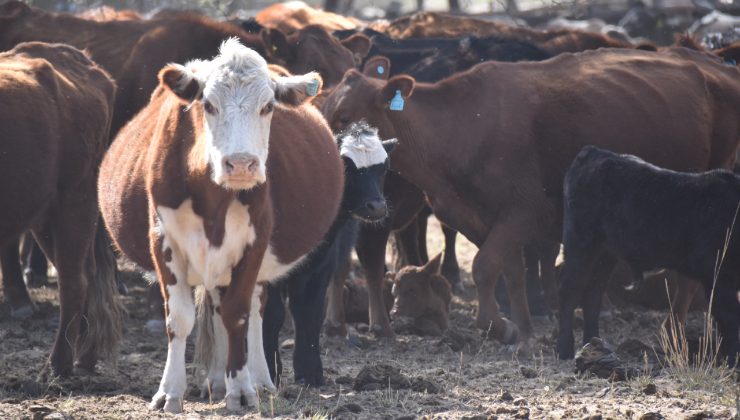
383 11 635 55
255 1 362 34
112 18 368 135
389 254 452 336
99 40 343 413
0 1 161 80
0 42 122 375
322 47 740 346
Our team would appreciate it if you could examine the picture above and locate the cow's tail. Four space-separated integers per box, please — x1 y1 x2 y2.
78 220 125 364
194 286 214 384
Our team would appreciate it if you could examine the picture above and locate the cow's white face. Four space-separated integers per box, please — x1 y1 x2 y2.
159 38 323 190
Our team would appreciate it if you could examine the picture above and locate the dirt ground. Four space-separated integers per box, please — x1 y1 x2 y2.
1 217 738 419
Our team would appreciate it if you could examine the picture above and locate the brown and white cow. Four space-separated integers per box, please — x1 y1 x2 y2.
0 41 121 375
99 39 343 413
321 47 740 346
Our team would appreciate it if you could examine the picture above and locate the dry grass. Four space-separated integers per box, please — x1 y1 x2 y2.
657 217 738 395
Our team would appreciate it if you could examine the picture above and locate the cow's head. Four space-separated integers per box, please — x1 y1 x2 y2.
321 69 414 141
390 254 451 321
261 25 369 87
159 38 321 190
336 122 396 222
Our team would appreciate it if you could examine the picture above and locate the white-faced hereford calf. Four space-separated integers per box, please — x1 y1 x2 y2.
98 40 343 413
321 47 740 347
0 42 122 375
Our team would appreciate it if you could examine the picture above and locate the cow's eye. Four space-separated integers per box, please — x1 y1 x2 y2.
203 100 216 114
261 102 274 115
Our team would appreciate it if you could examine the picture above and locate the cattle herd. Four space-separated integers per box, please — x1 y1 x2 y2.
0 0 739 414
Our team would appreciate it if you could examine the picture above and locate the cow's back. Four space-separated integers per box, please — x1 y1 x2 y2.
0 42 114 240
267 104 344 263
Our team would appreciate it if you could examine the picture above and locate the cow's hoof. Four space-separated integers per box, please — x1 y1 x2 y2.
557 337 575 360
324 323 347 338
369 324 395 339
163 397 183 414
225 392 257 411
10 304 34 320
499 318 519 345
149 392 166 411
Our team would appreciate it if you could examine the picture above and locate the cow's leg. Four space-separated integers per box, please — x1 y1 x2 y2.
246 284 275 392
537 241 560 313
415 208 430 263
21 233 48 287
262 284 285 384
472 231 525 344
1 237 35 319
34 192 97 376
708 278 740 366
440 224 462 293
663 272 701 338
201 288 228 401
356 224 395 338
502 249 534 342
557 246 599 360
581 253 617 345
149 236 194 413
220 241 267 412
324 257 350 337
394 218 423 269
288 259 335 386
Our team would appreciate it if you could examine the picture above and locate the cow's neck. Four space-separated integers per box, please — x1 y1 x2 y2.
385 83 490 245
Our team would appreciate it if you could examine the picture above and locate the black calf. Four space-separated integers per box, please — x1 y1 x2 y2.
263 122 396 386
558 146 740 364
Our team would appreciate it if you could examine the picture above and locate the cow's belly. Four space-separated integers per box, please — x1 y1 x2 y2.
157 199 256 290
156 198 308 289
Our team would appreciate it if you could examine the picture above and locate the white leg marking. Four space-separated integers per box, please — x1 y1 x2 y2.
150 275 195 413
225 364 257 411
247 285 276 393
202 290 228 400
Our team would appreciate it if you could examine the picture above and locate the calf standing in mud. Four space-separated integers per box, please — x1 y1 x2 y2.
262 122 396 386
99 39 344 413
558 146 740 363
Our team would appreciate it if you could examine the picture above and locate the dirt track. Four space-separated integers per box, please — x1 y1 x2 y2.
1 218 738 419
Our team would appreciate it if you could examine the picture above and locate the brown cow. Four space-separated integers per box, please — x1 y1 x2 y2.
0 42 122 375
112 19 368 135
322 47 740 347
0 1 161 80
77 6 142 22
99 40 343 413
256 0 362 33
389 254 452 336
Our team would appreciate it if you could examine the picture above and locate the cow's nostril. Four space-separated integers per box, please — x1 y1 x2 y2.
247 159 258 173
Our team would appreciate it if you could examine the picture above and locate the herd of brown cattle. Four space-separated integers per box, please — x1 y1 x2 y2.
0 0 738 413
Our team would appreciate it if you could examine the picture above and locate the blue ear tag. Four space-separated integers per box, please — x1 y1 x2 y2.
376 65 385 75
306 78 319 96
389 89 404 111
726 59 737 67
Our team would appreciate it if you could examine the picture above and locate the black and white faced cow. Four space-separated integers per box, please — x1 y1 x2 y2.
262 122 397 387
99 39 345 413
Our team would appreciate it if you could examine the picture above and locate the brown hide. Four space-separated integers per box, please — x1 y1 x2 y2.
256 1 361 33
77 6 142 22
100 89 343 275
390 255 451 336
0 1 161 80
112 20 357 135
0 41 116 374
322 47 740 341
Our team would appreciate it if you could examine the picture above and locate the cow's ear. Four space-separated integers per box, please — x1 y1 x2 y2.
363 55 391 80
377 75 415 108
422 253 442 274
273 71 323 106
0 1 30 19
341 33 371 65
159 64 203 103
381 138 398 154
261 28 293 62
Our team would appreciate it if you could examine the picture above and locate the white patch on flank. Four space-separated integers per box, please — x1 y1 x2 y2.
203 290 228 400
256 245 305 284
157 199 255 291
225 364 257 411
150 271 195 413
247 285 276 392
340 127 388 169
